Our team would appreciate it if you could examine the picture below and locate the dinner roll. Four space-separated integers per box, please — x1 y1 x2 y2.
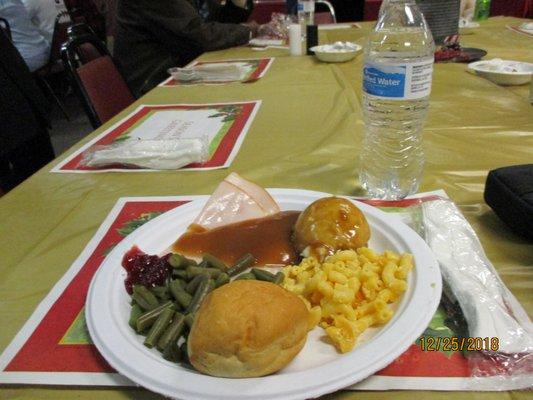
188 280 310 378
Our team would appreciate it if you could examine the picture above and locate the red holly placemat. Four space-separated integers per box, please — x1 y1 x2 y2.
159 58 274 86
52 101 260 173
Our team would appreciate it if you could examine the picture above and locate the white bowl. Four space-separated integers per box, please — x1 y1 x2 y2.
468 59 533 86
310 43 362 63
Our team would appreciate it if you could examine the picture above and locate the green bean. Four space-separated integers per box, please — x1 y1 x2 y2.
135 301 174 332
186 275 211 314
234 272 256 280
150 285 170 300
226 253 255 277
185 266 209 280
132 285 160 311
214 272 230 288
205 279 216 299
144 307 174 348
169 279 183 298
186 274 205 294
274 271 285 284
162 341 182 363
206 268 222 278
184 313 195 329
186 266 221 280
197 260 209 268
251 268 277 283
172 269 188 280
128 304 143 330
168 254 189 269
169 279 185 292
202 253 227 271
157 312 185 351
171 284 192 309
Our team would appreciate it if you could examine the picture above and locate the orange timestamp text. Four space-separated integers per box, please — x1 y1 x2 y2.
420 336 500 352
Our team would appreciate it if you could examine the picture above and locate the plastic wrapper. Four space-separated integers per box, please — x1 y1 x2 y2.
79 137 209 170
418 197 533 389
257 13 295 40
168 64 250 83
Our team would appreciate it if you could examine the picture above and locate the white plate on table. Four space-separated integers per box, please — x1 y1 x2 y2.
310 43 362 63
86 189 441 400
468 59 533 86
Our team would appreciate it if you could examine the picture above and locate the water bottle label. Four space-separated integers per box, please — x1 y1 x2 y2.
363 60 433 100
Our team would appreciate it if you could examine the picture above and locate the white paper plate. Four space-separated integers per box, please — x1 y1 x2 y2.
468 59 533 86
310 43 362 63
86 189 442 400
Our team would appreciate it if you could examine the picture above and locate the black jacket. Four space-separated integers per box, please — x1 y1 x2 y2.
114 0 252 97
0 32 50 158
0 32 54 191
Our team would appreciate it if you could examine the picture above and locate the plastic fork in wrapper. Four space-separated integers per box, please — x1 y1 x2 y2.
396 195 533 390
79 136 209 170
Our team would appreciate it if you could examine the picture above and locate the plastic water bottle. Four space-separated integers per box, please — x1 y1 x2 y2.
474 0 491 21
360 0 435 200
378 0 390 18
297 0 315 25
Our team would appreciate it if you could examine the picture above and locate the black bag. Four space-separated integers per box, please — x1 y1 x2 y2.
484 164 533 240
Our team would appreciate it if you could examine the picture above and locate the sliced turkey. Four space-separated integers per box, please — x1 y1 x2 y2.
192 172 280 230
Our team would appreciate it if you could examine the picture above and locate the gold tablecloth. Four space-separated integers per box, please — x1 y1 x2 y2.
1 16 532 400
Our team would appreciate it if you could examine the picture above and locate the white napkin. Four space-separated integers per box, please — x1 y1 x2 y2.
422 199 533 354
249 38 285 47
82 138 207 170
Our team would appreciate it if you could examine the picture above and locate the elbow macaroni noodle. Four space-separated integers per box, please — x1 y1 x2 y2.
282 248 413 353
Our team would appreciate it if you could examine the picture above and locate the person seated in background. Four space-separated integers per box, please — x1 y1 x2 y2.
114 0 259 97
21 0 67 43
460 0 476 21
286 0 363 23
0 0 50 71
22 0 67 43
0 30 55 192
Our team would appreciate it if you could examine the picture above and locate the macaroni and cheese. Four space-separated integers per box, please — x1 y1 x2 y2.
282 248 413 353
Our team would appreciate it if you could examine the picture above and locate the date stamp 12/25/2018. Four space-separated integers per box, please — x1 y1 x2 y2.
420 337 500 352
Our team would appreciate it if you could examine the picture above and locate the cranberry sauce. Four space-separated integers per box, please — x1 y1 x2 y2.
122 246 171 294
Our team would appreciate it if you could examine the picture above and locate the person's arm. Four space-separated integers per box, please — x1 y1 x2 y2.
134 0 251 54
206 0 253 24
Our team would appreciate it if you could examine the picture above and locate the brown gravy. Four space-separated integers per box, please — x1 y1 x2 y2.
172 211 301 266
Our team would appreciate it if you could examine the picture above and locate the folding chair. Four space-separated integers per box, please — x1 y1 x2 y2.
315 0 337 23
0 17 11 41
61 33 135 128
34 11 73 119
